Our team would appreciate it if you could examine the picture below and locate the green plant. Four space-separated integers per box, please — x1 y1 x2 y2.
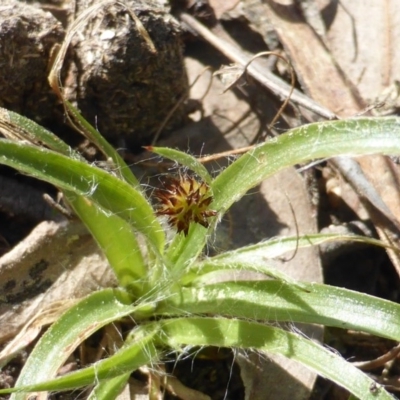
0 106 400 399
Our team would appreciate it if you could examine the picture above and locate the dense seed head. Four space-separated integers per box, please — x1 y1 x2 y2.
154 175 217 235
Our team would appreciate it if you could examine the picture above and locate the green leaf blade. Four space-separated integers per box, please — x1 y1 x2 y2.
10 289 142 399
146 146 212 184
0 107 80 158
0 140 165 253
161 317 394 400
159 281 400 341
65 100 140 188
183 233 390 286
87 374 131 400
66 192 148 295
6 327 159 395
213 117 400 211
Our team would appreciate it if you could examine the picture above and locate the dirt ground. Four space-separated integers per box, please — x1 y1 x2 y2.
1 0 400 399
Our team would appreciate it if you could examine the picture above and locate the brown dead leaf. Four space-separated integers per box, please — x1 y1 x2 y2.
262 0 365 116
316 0 400 100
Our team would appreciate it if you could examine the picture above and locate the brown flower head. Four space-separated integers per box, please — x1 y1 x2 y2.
154 174 217 235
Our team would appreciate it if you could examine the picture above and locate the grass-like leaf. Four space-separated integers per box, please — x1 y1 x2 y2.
213 117 400 211
65 100 139 188
0 107 81 159
160 317 394 400
65 191 148 295
159 281 400 341
87 374 131 400
146 146 212 184
9 289 148 399
5 326 159 395
204 233 392 261
181 233 390 286
0 140 164 253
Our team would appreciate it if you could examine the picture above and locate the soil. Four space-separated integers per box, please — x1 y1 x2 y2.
1 0 400 399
